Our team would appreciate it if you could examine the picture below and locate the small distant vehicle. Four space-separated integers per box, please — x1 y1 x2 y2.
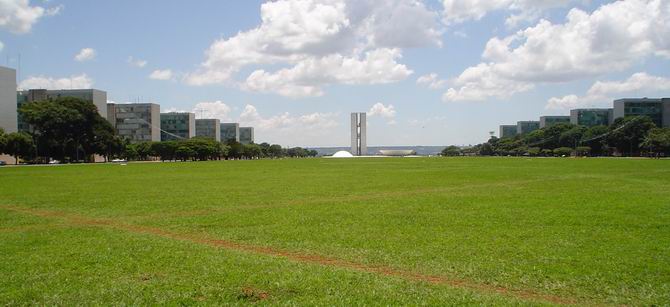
0 161 6 166
48 160 60 164
111 159 128 163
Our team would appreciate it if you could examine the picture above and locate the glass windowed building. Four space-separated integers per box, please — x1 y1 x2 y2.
516 121 540 135
109 103 161 143
240 127 255 144
499 125 517 138
539 116 570 128
613 98 669 127
160 112 196 141
220 123 240 143
195 119 221 141
570 108 613 127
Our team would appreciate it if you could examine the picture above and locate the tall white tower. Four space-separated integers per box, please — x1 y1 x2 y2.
350 112 367 156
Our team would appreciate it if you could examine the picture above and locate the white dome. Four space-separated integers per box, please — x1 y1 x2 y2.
332 151 354 158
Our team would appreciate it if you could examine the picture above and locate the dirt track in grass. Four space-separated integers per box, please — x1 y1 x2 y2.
1 205 578 305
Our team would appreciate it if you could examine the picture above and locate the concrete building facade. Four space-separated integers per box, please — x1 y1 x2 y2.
0 66 17 133
351 112 367 156
239 127 255 144
161 112 196 141
109 103 161 143
220 123 240 143
570 108 613 127
613 98 669 127
499 125 517 138
516 121 540 135
195 119 221 141
540 116 570 128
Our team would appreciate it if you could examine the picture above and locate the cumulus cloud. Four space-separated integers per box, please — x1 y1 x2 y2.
127 56 147 68
239 104 338 131
368 102 396 120
546 72 670 109
19 74 93 90
441 0 578 27
185 0 440 97
45 4 63 16
149 69 173 80
443 0 670 102
74 48 96 62
416 73 447 89
192 101 232 120
0 0 51 33
243 48 412 98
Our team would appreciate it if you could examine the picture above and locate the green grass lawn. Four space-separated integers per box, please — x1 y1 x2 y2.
0 157 668 305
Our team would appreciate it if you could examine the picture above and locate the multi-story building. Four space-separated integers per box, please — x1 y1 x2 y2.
499 125 517 139
109 103 161 143
539 116 570 128
0 66 17 133
195 119 221 141
516 121 540 135
220 123 240 143
351 112 367 156
239 127 255 144
570 108 613 127
160 112 195 141
16 89 107 132
613 98 670 127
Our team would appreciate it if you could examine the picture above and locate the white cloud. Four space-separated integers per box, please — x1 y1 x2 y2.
192 101 232 120
19 74 93 90
440 0 578 27
0 0 48 33
185 0 440 97
546 72 670 109
368 102 396 120
149 69 173 80
45 4 63 16
416 73 447 89
74 48 96 62
444 0 670 102
127 56 147 68
239 104 338 131
243 48 412 98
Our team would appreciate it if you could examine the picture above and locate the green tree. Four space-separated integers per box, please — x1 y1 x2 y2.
641 128 670 157
581 125 609 156
575 146 591 157
0 127 6 154
541 123 576 149
479 142 494 156
268 144 284 158
4 132 35 164
441 146 461 156
559 126 586 148
607 116 656 156
553 147 573 157
243 143 262 159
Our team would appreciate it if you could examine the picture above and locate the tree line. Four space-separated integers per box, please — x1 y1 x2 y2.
0 97 317 164
456 116 670 157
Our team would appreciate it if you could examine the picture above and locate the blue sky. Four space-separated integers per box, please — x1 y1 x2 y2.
1 0 668 147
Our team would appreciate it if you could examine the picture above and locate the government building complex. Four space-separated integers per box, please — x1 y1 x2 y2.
0 66 255 154
499 98 670 138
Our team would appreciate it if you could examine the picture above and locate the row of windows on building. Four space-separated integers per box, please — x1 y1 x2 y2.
499 98 670 138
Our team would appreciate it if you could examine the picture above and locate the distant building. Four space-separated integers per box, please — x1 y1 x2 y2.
613 98 670 127
0 66 17 133
499 125 517 139
109 103 161 143
17 89 107 132
539 116 570 128
570 108 613 127
195 119 221 141
516 121 540 135
220 123 240 143
351 112 367 156
239 127 255 144
161 112 195 141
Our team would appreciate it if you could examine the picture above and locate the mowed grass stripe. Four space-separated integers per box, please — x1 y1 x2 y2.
1 205 577 305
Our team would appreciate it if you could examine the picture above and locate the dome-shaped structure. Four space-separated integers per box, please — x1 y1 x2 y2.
332 151 354 158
